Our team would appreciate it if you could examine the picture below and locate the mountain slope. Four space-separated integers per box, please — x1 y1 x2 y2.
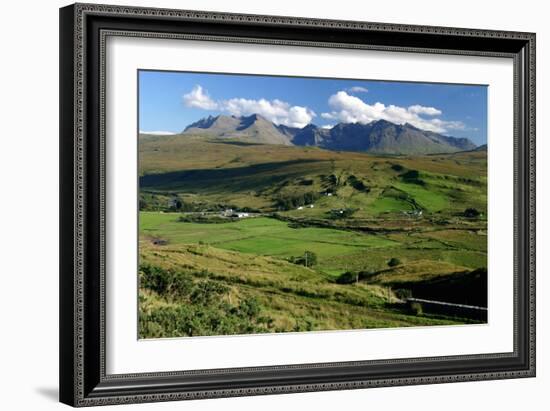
180 115 477 154
183 114 292 145
275 124 302 139
292 120 476 154
473 144 488 152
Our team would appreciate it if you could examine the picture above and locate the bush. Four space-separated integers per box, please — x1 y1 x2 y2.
140 264 226 301
400 170 425 186
140 264 171 295
335 270 376 284
290 251 318 268
236 298 261 318
192 280 230 305
387 258 401 267
346 175 370 192
276 192 320 210
336 271 358 284
139 300 269 338
324 174 338 186
138 264 274 338
463 208 481 218
171 198 183 211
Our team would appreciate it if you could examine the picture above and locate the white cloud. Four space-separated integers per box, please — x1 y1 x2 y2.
428 119 466 131
321 112 336 120
182 85 218 110
321 124 334 129
408 104 442 116
347 86 369 93
182 86 315 128
321 91 464 133
139 130 176 135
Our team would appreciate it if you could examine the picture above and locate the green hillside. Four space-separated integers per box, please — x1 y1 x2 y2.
139 135 487 215
139 241 472 338
138 135 487 338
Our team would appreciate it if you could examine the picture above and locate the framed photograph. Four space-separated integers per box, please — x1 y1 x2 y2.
59 3 536 407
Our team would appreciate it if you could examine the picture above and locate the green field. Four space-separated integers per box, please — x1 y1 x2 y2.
141 214 398 272
138 136 488 338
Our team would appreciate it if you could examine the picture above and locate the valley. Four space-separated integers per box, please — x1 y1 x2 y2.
138 125 487 338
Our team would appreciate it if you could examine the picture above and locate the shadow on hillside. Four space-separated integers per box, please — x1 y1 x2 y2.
208 140 264 146
140 159 326 191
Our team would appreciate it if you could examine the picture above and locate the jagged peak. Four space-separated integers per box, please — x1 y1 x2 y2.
369 119 397 128
181 113 477 154
300 123 319 131
403 122 419 130
242 113 269 122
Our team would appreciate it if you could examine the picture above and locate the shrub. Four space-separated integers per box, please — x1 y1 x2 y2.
140 264 170 295
400 169 426 186
276 192 320 210
335 270 376 284
464 208 481 218
401 170 420 179
324 174 338 186
387 258 401 267
336 271 358 284
236 298 261 318
140 264 226 302
346 175 370 192
139 265 275 338
189 280 229 305
171 198 183 211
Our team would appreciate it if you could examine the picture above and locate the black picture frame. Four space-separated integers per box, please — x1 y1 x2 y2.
59 3 536 407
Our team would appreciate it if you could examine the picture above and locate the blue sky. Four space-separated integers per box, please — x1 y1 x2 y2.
139 70 487 145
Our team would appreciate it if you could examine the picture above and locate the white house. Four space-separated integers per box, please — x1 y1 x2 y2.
221 208 234 217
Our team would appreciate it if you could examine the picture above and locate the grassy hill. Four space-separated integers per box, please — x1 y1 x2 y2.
138 134 487 338
139 240 473 338
139 135 487 216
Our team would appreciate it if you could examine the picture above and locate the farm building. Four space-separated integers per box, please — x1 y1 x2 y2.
220 208 234 217
232 212 250 218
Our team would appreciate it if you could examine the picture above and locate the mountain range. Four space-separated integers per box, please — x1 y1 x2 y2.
180 114 478 155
